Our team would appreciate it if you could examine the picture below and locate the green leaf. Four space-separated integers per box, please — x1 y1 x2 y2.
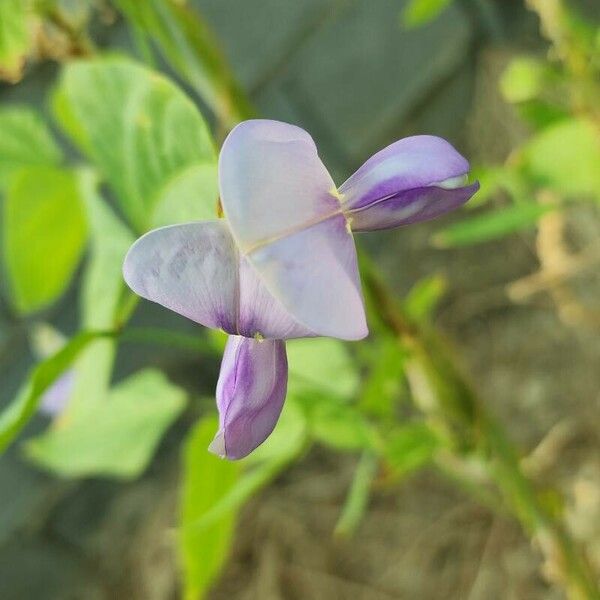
287 337 359 399
524 118 600 199
151 163 218 227
182 453 289 536
0 330 109 454
404 274 447 324
53 57 216 232
79 170 134 329
299 392 377 452
499 57 549 104
25 369 186 478
66 171 136 416
432 202 551 248
0 107 62 188
3 166 88 313
0 0 31 81
384 422 440 476
179 416 241 600
401 0 453 28
114 0 253 126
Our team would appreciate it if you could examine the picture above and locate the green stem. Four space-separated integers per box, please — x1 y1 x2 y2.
119 326 219 356
334 451 379 538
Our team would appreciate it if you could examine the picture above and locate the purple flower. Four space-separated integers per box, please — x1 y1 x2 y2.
39 370 75 416
123 119 478 459
209 336 287 460
29 324 74 417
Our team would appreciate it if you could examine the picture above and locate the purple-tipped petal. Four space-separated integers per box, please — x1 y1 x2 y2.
219 119 367 340
123 220 239 333
123 220 312 339
349 182 480 232
339 135 478 231
209 336 288 460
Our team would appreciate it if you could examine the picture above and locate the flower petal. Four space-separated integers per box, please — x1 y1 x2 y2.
219 119 367 340
219 119 339 249
209 336 288 460
339 135 478 230
123 220 239 333
238 256 314 339
349 183 479 232
250 216 368 340
39 371 75 416
123 220 313 339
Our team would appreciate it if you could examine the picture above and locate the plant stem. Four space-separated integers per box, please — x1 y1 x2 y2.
119 326 219 356
360 258 599 599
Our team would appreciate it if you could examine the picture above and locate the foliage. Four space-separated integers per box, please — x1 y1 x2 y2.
401 0 454 28
3 166 87 313
25 369 186 478
53 57 216 232
179 416 241 600
0 0 32 81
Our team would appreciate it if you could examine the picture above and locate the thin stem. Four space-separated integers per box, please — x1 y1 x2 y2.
334 451 378 538
119 326 219 356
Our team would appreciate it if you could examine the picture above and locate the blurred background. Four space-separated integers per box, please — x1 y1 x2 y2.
0 0 599 598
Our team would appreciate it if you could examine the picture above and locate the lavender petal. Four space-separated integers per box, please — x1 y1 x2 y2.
219 120 367 340
123 220 238 333
209 335 288 460
349 182 480 232
123 220 313 339
39 370 75 416
339 135 478 230
219 119 339 250
250 215 368 341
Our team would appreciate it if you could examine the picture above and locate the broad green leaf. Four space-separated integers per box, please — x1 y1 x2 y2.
79 170 134 329
66 171 136 415
524 118 600 199
500 57 549 104
152 163 218 227
179 416 241 600
401 0 453 28
0 107 62 188
287 337 359 399
3 166 87 313
0 330 109 453
383 422 440 476
404 274 447 324
25 369 186 478
53 57 216 231
432 203 551 248
0 0 31 81
114 0 253 126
